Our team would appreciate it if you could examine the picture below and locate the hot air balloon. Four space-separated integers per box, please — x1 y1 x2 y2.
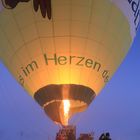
0 0 139 125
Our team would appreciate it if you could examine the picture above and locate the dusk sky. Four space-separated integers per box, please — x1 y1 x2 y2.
0 3 140 140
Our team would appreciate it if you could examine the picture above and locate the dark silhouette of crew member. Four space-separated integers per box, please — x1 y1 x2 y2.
99 133 106 140
2 0 52 19
99 132 111 140
105 132 111 140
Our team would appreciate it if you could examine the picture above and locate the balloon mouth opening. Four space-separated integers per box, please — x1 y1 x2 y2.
34 84 96 125
43 99 88 126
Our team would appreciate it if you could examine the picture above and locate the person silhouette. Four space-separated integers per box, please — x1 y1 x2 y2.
99 132 111 140
105 132 111 140
99 133 106 140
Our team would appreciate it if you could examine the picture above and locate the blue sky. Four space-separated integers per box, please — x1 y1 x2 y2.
0 28 140 140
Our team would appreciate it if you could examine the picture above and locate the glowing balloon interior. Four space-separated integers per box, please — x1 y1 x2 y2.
0 0 139 125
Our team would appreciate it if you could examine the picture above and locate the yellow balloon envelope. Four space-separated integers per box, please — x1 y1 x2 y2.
0 0 139 125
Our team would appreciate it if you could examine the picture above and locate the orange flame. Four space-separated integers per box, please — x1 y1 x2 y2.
63 100 70 125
